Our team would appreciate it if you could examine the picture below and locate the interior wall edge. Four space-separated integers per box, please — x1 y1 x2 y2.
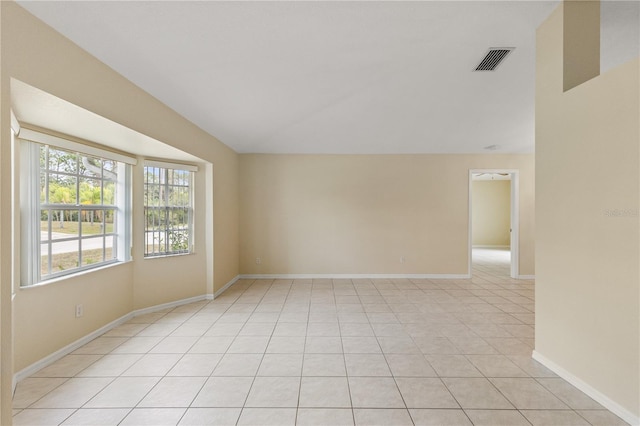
212 275 240 299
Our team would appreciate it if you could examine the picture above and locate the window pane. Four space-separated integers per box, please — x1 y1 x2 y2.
174 169 190 186
145 231 157 255
81 236 104 266
144 165 192 257
79 178 102 205
39 145 47 171
50 240 79 275
80 155 103 177
145 184 160 206
104 209 116 235
80 209 103 236
105 235 115 260
168 185 186 207
49 210 79 240
40 243 49 277
145 207 160 230
40 153 47 203
103 159 117 174
146 167 159 185
170 207 188 227
48 174 77 205
47 147 77 174
168 229 189 252
41 210 50 239
104 181 116 205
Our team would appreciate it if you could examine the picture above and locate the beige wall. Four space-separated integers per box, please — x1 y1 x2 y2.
0 3 240 419
239 154 534 276
0 3 11 423
472 180 511 246
536 2 639 421
12 264 134 370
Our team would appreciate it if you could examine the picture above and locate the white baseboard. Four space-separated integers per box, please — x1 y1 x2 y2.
532 350 638 426
517 275 536 279
131 294 207 317
13 293 210 391
213 275 240 299
211 273 467 296
239 273 471 280
13 313 132 390
472 245 510 248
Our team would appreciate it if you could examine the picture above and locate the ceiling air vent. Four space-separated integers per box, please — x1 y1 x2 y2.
474 48 515 71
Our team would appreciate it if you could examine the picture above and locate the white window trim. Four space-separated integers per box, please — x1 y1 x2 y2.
19 128 137 166
11 109 21 134
19 129 133 286
145 159 198 172
143 161 195 258
11 117 19 297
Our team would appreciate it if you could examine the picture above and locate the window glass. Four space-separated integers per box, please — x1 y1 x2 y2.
144 164 194 257
21 137 131 286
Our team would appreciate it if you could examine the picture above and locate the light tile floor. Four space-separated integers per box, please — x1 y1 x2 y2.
13 248 628 425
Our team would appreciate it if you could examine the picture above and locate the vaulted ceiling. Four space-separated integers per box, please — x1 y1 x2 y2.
16 1 639 154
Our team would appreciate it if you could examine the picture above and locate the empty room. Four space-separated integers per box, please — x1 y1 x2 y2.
0 1 638 425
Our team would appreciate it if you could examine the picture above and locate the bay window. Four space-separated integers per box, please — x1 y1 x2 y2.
19 129 133 286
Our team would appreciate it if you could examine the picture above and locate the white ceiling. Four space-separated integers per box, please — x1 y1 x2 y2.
15 1 639 155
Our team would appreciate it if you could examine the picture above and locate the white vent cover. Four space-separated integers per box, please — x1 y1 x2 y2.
475 48 515 71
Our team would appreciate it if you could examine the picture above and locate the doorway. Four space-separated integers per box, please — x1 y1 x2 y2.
468 169 519 279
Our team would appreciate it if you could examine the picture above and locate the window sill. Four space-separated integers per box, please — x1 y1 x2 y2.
20 259 132 290
143 252 194 260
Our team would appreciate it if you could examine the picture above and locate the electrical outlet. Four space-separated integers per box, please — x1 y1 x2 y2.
256 257 261 264
400 256 406 264
75 304 84 318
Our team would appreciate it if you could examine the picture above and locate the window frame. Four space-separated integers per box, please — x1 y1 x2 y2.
11 110 20 297
19 128 134 286
143 160 197 258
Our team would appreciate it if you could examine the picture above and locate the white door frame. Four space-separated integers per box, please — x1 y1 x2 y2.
468 169 519 279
